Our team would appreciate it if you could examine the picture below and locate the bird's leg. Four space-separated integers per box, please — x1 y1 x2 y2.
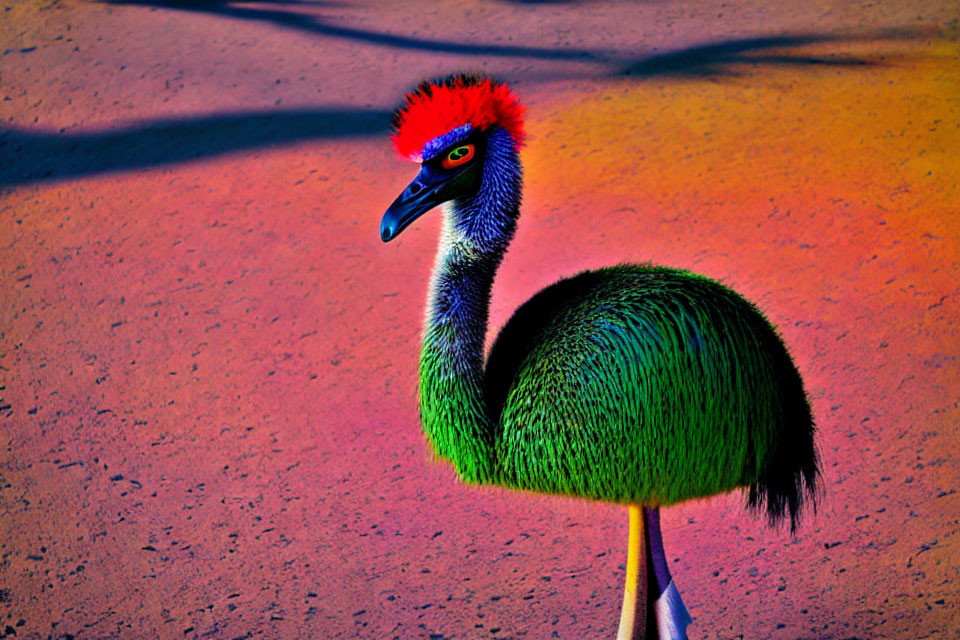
617 505 650 639
644 507 692 640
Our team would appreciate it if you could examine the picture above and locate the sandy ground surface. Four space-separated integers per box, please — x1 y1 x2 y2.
2 1 959 638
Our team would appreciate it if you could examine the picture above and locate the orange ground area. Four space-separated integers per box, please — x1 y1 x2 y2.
1 1 958 639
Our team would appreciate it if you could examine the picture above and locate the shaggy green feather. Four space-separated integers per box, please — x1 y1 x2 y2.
420 264 817 527
489 264 782 504
419 326 495 484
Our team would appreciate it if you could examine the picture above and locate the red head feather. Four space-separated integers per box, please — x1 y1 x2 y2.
391 74 526 162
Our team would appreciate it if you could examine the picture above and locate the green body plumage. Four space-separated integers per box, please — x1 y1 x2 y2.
488 265 811 507
420 261 817 528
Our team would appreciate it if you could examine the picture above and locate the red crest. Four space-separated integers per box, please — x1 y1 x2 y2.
391 74 526 162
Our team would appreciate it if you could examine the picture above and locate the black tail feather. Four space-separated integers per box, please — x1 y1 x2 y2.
746 344 821 533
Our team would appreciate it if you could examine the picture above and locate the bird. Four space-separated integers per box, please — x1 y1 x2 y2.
379 74 820 640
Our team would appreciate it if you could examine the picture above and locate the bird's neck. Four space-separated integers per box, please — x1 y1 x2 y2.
419 130 521 483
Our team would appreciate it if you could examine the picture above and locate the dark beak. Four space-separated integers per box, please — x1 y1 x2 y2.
380 164 457 242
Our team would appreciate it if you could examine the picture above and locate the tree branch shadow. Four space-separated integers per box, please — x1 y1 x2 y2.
0 107 390 187
102 0 606 61
102 0 931 72
612 31 920 78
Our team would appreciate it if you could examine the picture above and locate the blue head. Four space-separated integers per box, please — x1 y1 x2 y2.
381 75 525 256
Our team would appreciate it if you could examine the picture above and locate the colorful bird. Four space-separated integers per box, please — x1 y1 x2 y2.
379 74 819 640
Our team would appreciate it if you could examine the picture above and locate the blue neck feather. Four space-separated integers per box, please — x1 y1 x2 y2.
426 128 522 375
417 128 522 481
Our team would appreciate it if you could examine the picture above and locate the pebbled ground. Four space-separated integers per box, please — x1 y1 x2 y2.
1 1 958 639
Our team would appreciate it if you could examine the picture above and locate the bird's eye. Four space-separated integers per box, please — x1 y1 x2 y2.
441 144 475 169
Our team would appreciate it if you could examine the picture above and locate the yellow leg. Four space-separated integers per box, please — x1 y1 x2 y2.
617 505 649 640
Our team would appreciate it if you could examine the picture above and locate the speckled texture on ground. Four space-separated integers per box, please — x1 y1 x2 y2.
1 1 958 639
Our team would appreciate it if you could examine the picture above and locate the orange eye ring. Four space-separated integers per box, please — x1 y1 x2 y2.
441 144 475 169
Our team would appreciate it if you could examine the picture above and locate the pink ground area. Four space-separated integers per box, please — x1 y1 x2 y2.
1 1 958 638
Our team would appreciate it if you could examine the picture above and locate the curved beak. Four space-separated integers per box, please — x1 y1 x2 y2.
380 164 456 242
